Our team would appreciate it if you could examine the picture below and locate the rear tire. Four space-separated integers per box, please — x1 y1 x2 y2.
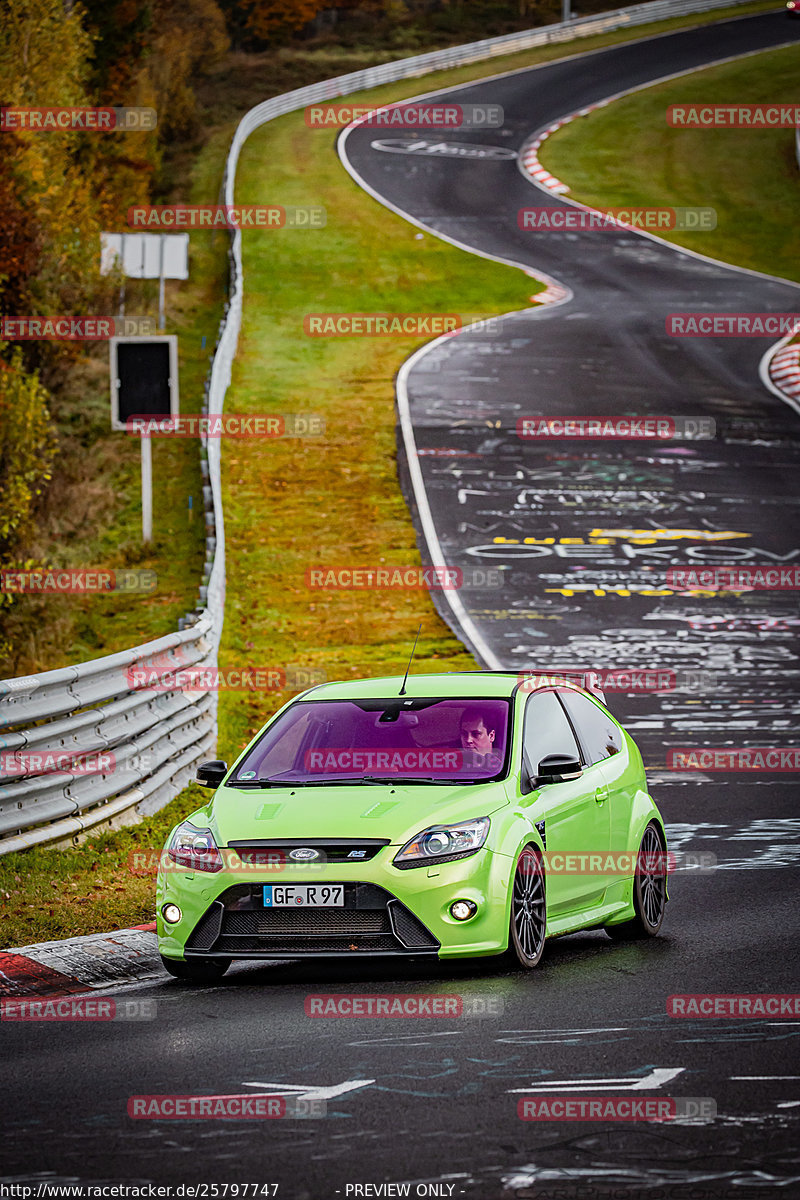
605 821 667 940
503 846 546 968
160 954 231 983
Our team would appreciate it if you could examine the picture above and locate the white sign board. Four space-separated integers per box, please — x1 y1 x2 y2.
101 232 189 280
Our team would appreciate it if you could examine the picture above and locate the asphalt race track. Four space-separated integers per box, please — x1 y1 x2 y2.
2 12 800 1198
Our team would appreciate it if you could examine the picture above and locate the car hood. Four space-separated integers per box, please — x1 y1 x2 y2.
210 781 510 847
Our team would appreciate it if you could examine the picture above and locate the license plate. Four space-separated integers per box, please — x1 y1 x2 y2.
263 884 344 907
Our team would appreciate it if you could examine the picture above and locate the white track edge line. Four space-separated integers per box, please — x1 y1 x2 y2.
337 16 799 665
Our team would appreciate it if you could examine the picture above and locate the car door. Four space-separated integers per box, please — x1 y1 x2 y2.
558 690 632 891
521 689 611 917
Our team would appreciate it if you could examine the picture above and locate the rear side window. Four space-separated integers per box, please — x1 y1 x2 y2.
523 691 581 769
559 691 622 765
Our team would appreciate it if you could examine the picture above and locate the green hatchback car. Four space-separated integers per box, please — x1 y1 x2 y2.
157 672 668 982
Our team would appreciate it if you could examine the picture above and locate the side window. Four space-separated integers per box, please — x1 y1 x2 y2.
523 691 581 769
558 691 622 766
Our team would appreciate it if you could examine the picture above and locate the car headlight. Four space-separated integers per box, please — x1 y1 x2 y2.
166 822 224 872
393 816 490 869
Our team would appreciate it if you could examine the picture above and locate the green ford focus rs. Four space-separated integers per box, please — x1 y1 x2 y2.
157 671 668 982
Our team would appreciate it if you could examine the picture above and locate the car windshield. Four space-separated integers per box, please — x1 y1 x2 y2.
231 697 511 785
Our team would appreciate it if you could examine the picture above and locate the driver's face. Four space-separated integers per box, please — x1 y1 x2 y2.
460 718 495 753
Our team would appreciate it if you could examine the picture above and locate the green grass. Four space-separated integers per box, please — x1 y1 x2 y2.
1 0 787 947
539 42 800 280
215 102 534 754
0 787 210 947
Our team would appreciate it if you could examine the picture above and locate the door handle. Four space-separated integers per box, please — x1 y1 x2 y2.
594 786 609 804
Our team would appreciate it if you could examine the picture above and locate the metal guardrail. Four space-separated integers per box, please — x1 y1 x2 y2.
0 618 217 853
0 0 758 855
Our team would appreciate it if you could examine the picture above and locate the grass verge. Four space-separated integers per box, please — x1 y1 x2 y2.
0 787 209 947
539 42 800 280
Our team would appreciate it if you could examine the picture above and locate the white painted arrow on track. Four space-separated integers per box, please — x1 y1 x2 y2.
242 1078 374 1100
507 1067 685 1093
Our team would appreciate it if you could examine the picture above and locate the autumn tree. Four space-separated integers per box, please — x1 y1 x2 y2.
0 0 107 349
236 0 330 43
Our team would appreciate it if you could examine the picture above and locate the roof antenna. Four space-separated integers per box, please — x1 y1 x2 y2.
399 623 422 696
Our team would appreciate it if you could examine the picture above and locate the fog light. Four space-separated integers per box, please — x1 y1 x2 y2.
162 903 182 924
450 899 477 921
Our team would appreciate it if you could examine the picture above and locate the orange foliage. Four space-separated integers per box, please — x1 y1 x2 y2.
240 0 329 40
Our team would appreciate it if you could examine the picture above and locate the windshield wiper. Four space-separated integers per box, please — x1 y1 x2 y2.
358 775 461 786
230 775 479 788
230 778 313 788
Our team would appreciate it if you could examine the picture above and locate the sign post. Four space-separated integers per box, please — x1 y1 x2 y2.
110 335 179 546
141 434 153 543
158 234 166 332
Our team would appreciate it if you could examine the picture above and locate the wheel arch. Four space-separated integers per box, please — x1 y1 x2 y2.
629 794 669 901
501 836 546 947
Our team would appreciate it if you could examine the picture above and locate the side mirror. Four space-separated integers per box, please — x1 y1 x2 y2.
537 753 583 784
196 760 228 788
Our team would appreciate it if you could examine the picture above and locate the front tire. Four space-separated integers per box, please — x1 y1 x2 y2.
605 821 667 940
160 954 231 983
504 846 547 968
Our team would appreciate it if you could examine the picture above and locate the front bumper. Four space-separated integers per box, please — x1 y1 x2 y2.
181 882 439 958
157 847 512 961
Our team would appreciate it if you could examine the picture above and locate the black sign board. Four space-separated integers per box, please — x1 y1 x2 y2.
110 335 179 431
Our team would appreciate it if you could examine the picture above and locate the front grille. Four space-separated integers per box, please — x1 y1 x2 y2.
229 839 390 865
223 908 391 937
185 882 439 957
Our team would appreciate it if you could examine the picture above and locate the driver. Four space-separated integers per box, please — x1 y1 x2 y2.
459 707 503 771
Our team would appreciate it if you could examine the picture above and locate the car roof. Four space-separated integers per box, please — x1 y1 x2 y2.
297 671 602 703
